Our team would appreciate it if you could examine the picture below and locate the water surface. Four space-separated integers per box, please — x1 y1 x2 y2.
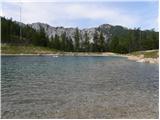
1 56 159 118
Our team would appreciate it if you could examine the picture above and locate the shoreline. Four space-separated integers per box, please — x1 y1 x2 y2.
125 55 159 64
1 52 159 64
0 52 119 57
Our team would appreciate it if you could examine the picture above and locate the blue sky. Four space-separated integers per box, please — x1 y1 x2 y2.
1 0 159 31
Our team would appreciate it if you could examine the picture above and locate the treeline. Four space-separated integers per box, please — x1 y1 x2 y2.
1 17 107 52
1 17 49 46
1 17 74 52
108 26 159 53
48 28 106 52
1 17 159 53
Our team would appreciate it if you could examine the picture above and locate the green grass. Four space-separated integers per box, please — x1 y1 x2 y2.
1 44 59 54
129 50 159 58
1 44 159 59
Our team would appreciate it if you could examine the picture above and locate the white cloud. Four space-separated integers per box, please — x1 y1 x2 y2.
1 1 157 30
64 4 138 26
1 2 21 20
3 2 138 28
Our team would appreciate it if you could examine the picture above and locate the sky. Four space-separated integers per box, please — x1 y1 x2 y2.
1 0 159 31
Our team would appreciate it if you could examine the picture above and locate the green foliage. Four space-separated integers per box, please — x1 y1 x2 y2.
99 31 105 52
1 44 58 54
74 27 80 51
60 32 66 50
1 17 50 47
108 27 159 53
1 17 20 43
130 50 158 58
32 27 49 47
65 37 74 52
92 31 99 52
83 32 90 52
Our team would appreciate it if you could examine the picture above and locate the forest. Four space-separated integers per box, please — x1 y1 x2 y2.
1 17 159 53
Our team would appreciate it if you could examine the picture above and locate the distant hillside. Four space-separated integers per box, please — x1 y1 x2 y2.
1 17 159 53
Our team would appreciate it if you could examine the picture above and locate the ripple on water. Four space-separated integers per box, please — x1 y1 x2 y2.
1 56 159 119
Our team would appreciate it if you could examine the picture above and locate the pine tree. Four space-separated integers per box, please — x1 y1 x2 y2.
93 31 99 52
74 27 80 51
99 31 105 52
69 37 74 51
54 34 60 49
65 37 74 52
38 27 49 47
83 31 90 52
109 36 119 53
49 35 55 48
61 32 66 50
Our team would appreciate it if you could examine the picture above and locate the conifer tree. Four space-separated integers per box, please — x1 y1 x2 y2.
84 31 90 52
99 31 105 52
93 31 99 52
74 27 80 51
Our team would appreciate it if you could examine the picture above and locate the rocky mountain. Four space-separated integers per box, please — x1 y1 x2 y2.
29 22 122 44
2 16 158 53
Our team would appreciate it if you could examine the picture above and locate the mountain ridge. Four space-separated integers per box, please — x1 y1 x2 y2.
2 17 159 53
28 22 121 44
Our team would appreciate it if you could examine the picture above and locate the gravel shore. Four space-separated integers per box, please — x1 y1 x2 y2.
125 54 159 64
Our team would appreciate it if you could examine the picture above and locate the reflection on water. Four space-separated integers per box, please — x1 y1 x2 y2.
1 56 159 118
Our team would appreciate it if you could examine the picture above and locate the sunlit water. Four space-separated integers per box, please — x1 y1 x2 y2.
1 56 159 118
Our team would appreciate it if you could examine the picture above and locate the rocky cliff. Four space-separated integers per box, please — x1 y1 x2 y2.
29 23 120 44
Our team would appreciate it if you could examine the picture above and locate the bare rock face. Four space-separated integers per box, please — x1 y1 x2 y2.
29 23 114 44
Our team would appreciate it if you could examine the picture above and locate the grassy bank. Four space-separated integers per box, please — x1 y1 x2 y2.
129 50 159 58
0 44 108 56
1 44 159 60
125 50 159 64
1 44 59 54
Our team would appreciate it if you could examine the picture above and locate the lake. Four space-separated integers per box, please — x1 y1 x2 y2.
1 56 159 118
